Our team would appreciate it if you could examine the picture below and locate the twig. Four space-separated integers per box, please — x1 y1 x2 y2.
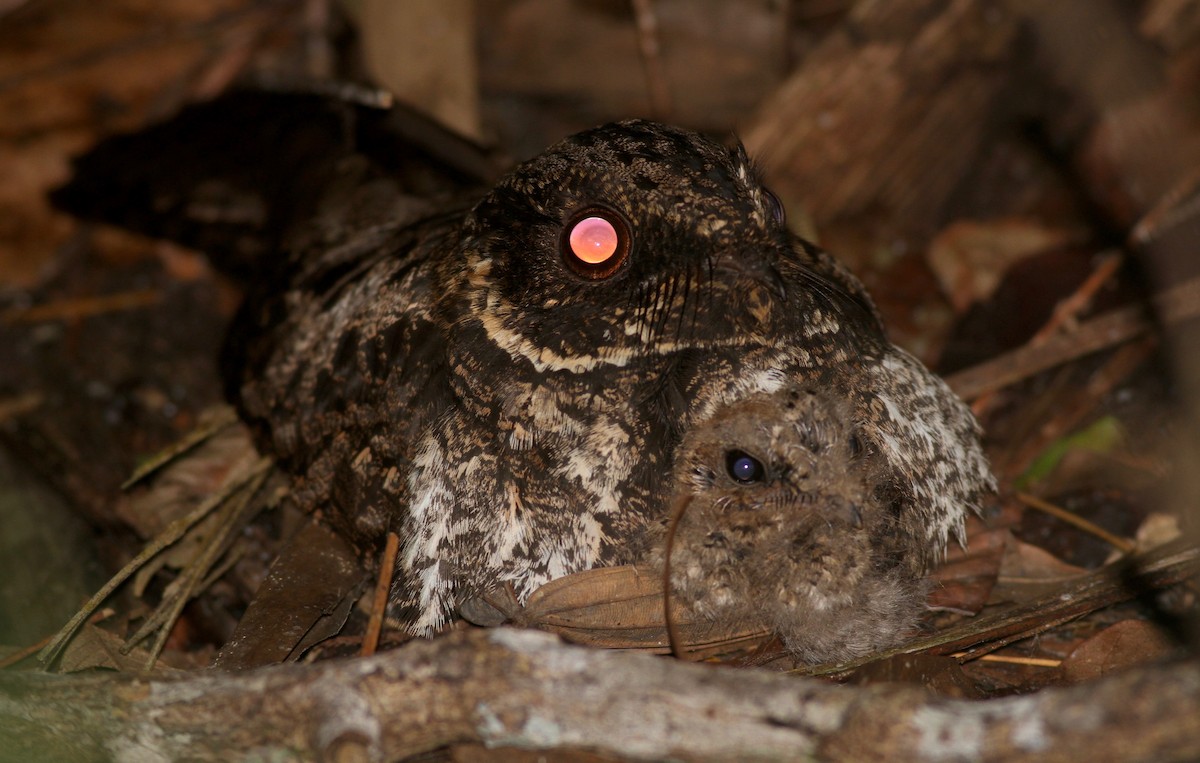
0 392 43 423
38 457 274 667
962 653 1062 668
125 463 273 669
946 274 1200 400
971 253 1122 416
1030 252 1123 345
0 637 50 671
361 531 400 658
1132 165 1200 246
662 493 694 661
792 540 1199 677
0 609 116 670
630 0 673 120
1016 492 1137 555
1 290 161 325
972 252 1125 415
122 406 240 489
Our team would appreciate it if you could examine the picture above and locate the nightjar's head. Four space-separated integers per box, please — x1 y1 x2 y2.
453 120 819 372
664 385 927 654
675 385 879 532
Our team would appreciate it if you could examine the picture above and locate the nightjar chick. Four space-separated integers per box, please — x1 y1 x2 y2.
216 117 994 636
652 385 928 663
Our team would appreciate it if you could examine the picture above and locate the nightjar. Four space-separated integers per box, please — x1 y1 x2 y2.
652 385 928 663
221 117 992 636
57 97 994 637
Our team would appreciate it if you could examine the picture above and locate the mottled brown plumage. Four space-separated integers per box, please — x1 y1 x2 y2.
651 385 928 663
212 117 994 635
52 94 996 640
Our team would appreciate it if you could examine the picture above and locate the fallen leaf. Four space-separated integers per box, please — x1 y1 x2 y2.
56 623 185 675
520 565 772 658
987 536 1091 606
1016 415 1124 490
1060 619 1183 682
927 218 1083 312
212 520 366 670
927 525 1007 614
849 653 982 698
1134 512 1183 553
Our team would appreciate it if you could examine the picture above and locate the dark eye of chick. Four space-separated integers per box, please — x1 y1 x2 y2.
763 188 786 226
725 449 766 484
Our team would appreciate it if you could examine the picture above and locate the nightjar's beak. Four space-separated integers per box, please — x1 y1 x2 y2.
718 255 787 301
819 495 864 529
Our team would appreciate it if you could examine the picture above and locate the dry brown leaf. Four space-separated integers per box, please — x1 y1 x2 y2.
56 623 185 675
927 524 1007 613
997 536 1089 583
212 521 366 670
1059 618 1183 682
356 0 481 139
523 565 771 657
926 219 1084 312
0 1 278 288
849 653 982 698
985 536 1091 606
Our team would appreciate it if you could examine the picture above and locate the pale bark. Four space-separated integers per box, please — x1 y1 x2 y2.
3 628 1198 763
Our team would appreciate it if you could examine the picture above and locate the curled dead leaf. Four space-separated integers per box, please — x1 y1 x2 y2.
517 565 773 659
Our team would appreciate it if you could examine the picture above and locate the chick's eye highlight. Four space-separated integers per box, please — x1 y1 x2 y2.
725 449 766 484
561 207 631 280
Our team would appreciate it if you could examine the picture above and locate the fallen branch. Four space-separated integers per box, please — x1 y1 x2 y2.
945 275 1200 400
3 627 1198 762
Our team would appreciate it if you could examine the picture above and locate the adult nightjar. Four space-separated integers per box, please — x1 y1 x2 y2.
60 100 995 636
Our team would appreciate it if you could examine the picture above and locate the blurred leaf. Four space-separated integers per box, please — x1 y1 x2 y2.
1060 619 1182 683
57 623 185 675
1017 415 1124 489
927 218 1082 313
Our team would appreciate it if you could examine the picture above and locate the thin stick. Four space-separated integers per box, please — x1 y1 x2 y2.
1030 253 1123 345
128 464 271 670
972 252 1123 416
630 0 673 120
0 392 43 424
38 456 274 666
0 636 53 671
1 290 161 324
1016 492 1137 555
662 493 694 661
0 609 116 670
122 406 239 489
955 653 1062 668
361 531 400 657
947 274 1200 400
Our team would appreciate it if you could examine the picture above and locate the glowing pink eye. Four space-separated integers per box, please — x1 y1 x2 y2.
560 207 631 280
568 216 619 264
